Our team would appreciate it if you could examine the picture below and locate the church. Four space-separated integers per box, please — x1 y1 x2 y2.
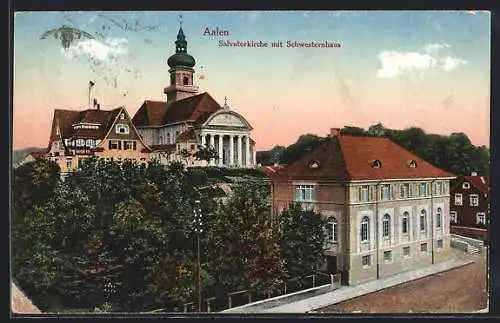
132 26 256 168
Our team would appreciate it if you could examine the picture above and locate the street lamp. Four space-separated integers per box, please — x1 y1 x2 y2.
193 200 203 312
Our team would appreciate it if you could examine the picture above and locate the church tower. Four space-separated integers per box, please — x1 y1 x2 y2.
164 25 199 102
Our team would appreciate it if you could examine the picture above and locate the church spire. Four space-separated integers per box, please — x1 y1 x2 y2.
164 17 199 102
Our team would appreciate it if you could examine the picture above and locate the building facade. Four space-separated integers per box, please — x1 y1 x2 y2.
449 173 490 228
132 26 256 168
270 129 456 285
46 106 151 175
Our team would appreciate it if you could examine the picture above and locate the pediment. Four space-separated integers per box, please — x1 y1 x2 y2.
207 112 247 128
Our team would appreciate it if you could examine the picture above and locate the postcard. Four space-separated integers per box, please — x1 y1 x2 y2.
11 10 490 315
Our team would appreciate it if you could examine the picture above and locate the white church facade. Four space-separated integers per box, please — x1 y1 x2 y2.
132 26 256 168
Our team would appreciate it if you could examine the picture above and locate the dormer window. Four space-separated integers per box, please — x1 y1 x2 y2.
462 182 470 189
120 113 125 120
370 160 382 168
308 160 320 169
407 160 417 168
115 124 129 134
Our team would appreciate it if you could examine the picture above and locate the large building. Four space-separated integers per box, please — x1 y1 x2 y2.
132 26 256 168
270 128 456 285
46 106 151 175
449 173 489 240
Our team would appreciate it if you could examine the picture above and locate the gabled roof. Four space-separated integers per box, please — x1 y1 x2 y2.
50 108 122 141
132 92 222 127
272 135 455 181
463 175 490 195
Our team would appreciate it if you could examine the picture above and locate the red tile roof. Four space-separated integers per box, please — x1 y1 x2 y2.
29 152 46 159
51 108 121 141
463 175 490 195
132 92 222 127
272 135 455 181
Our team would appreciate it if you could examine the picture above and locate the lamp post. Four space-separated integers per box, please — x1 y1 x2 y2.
193 200 203 312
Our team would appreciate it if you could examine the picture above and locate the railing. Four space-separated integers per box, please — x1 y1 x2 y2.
172 272 341 313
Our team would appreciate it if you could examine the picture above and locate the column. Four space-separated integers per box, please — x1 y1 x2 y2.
218 134 223 166
201 133 206 147
229 135 234 166
245 136 251 167
253 149 257 166
237 135 243 167
209 134 215 166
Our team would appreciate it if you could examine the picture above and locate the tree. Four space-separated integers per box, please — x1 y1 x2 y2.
194 145 219 165
340 126 366 136
367 123 386 137
278 203 326 280
206 180 284 296
280 134 324 165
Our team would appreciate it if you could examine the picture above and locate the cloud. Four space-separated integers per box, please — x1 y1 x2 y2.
424 42 449 53
377 51 437 78
62 37 128 62
376 43 467 78
440 56 468 71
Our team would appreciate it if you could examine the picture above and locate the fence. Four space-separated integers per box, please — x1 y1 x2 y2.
173 272 340 313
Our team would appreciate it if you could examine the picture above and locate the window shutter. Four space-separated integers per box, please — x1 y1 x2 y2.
359 187 362 202
408 185 412 198
311 187 316 201
295 187 301 201
133 141 137 150
118 141 122 150
108 141 112 150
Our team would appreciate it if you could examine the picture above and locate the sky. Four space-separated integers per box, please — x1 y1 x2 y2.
13 11 491 151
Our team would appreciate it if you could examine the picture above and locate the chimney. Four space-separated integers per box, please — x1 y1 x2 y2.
329 128 341 137
471 171 478 176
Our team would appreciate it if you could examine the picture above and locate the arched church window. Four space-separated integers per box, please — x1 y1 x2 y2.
171 73 175 85
183 76 189 85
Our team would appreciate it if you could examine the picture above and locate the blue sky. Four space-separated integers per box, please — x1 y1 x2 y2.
13 11 490 150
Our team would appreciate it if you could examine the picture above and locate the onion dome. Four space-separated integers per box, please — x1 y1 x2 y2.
167 27 196 68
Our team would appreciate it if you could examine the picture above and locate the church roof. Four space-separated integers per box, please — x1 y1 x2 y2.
272 135 455 181
133 92 222 127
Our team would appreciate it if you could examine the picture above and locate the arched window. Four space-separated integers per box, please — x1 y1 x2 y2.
420 210 426 232
382 214 391 238
402 211 409 234
326 217 337 242
436 207 443 228
183 76 189 85
361 216 370 242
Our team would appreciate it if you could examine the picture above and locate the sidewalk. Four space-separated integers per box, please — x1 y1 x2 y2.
225 257 473 313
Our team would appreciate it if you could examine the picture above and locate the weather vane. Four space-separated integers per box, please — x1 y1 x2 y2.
224 96 228 105
179 14 183 27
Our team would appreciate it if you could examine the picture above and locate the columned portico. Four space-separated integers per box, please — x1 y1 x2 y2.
229 135 235 166
197 131 254 168
218 135 223 166
245 136 251 166
237 136 243 166
209 134 215 165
